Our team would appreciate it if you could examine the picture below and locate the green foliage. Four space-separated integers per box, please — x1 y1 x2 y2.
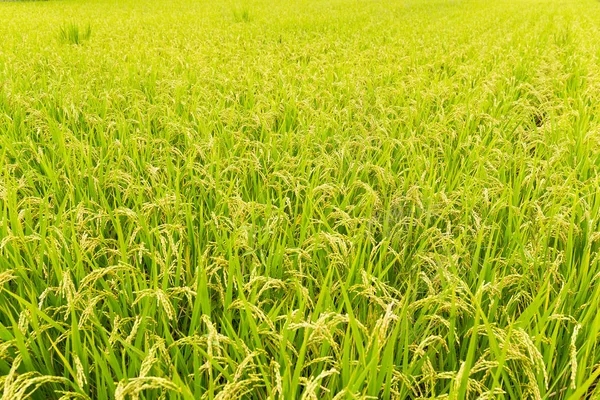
0 0 600 398
232 6 251 22
58 22 91 45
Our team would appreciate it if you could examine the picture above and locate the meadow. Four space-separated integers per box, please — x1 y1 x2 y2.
1 0 600 398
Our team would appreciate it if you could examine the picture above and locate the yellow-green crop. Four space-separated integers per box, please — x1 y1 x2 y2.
1 0 600 398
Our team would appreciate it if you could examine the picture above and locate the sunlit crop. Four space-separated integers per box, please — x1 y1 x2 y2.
1 0 600 398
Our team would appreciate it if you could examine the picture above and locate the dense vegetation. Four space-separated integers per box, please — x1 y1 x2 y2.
1 0 600 398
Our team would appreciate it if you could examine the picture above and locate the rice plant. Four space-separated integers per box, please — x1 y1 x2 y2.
232 6 251 23
0 0 600 398
58 22 91 45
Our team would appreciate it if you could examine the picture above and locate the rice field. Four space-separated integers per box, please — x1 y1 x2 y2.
1 0 600 398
